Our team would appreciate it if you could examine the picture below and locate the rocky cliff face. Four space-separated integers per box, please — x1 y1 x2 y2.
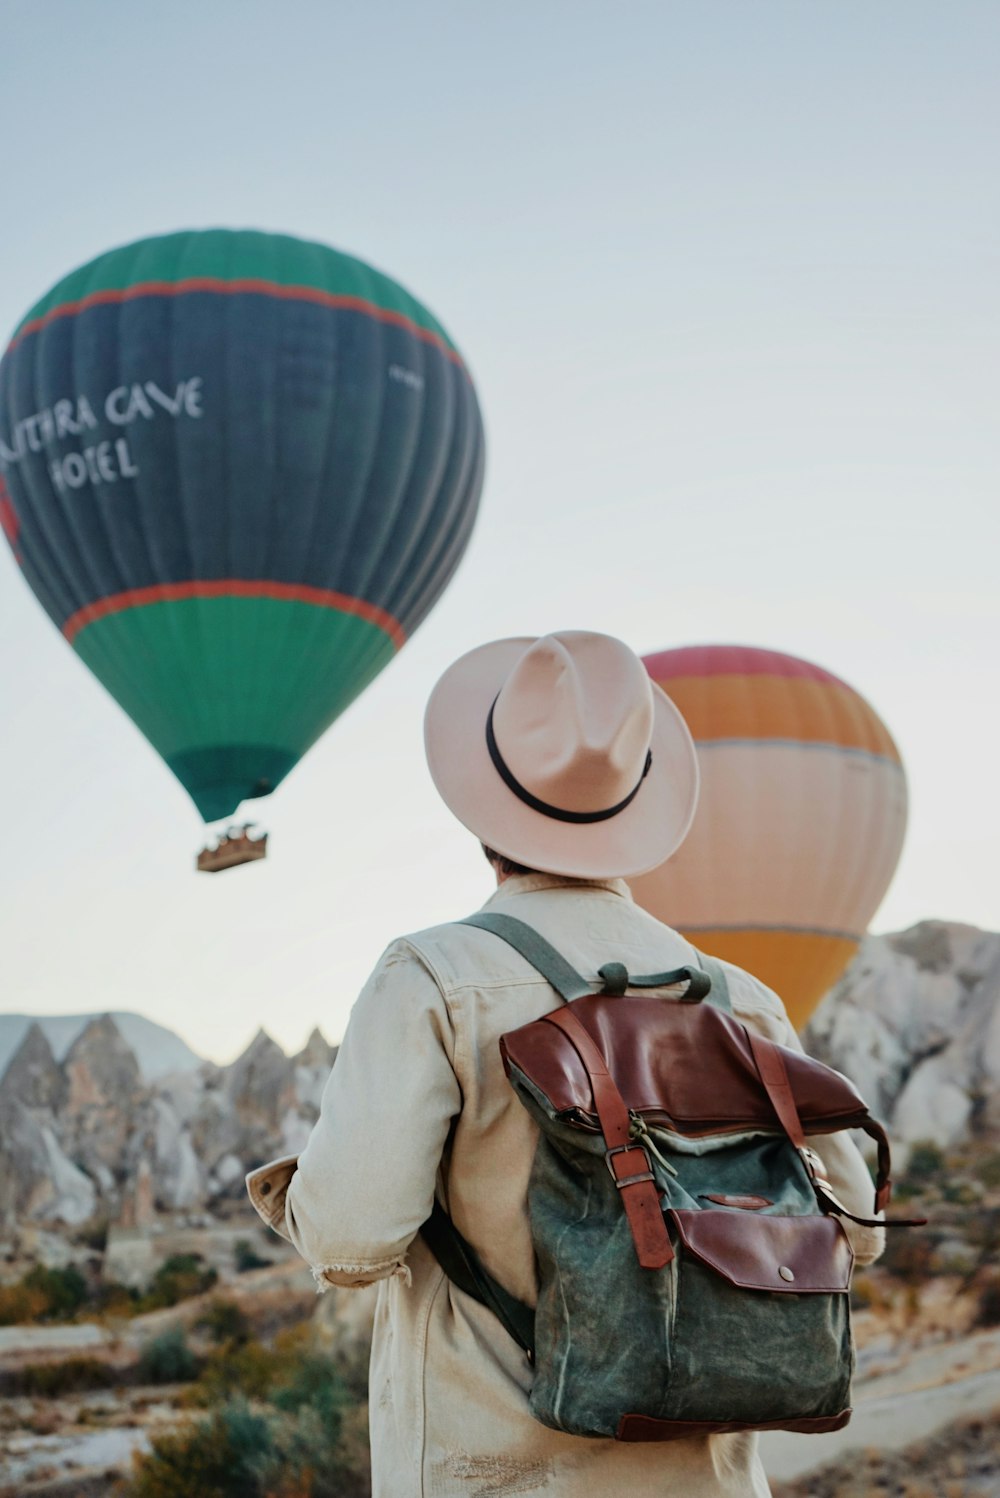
804 920 1000 1150
0 1015 337 1240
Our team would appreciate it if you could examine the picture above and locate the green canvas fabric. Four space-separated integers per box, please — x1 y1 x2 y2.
510 1093 853 1435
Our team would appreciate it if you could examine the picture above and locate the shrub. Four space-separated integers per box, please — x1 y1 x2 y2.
184 1325 315 1410
973 1151 1000 1190
942 1178 981 1205
903 1141 946 1186
128 1355 371 1497
17 1356 115 1396
0 1278 50 1325
126 1398 274 1498
974 1273 1000 1329
137 1254 218 1312
94 1279 140 1315
234 1238 272 1273
187 1339 283 1406
966 1208 1000 1267
258 1352 370 1498
0 1263 91 1324
198 1298 251 1348
255 1402 370 1498
850 1274 878 1311
26 1263 90 1320
880 1232 939 1284
270 1353 351 1422
138 1327 200 1385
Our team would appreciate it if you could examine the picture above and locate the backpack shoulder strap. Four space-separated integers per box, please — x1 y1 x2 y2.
421 1199 536 1359
459 911 594 1000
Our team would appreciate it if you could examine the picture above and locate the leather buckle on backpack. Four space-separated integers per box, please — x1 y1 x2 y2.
605 1143 656 1189
798 1146 829 1183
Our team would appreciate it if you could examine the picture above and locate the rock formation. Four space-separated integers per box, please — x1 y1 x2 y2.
0 1022 66 1112
0 1013 336 1240
60 1016 145 1186
294 1027 338 1113
804 920 1000 1149
0 1098 98 1229
0 1010 203 1082
0 1021 99 1231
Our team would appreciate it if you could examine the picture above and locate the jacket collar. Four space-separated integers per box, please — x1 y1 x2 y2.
485 871 634 904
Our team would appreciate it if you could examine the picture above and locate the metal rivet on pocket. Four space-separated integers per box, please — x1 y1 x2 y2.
778 1265 795 1282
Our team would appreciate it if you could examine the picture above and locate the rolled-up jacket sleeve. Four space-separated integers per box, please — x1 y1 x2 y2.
259 938 460 1291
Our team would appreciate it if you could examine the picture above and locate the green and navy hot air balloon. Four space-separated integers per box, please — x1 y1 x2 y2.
0 230 485 830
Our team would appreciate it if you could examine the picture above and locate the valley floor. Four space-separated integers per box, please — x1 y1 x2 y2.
2 1270 1000 1496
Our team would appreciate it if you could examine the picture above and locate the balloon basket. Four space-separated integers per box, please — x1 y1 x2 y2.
197 823 268 873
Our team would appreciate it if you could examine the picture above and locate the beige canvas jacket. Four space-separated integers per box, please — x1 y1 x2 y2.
248 874 884 1498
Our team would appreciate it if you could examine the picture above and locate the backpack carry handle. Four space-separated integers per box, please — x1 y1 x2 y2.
599 961 712 1001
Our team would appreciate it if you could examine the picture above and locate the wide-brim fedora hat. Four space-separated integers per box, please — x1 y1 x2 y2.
424 631 699 879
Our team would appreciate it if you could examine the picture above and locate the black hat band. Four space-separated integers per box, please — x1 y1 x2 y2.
485 697 652 826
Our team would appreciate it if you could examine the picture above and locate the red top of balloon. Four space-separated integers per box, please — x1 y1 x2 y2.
643 644 849 689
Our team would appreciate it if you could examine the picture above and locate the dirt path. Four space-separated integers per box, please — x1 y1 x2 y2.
761 1327 1000 1482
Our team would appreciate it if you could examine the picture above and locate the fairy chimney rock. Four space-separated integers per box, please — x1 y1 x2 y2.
60 1015 145 1173
63 1015 142 1112
294 1026 337 1070
225 1028 296 1132
292 1026 337 1112
0 1023 66 1112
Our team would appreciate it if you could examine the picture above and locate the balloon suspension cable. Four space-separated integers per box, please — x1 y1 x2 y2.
196 822 268 874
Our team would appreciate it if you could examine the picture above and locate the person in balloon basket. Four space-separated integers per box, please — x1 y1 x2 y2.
247 631 883 1498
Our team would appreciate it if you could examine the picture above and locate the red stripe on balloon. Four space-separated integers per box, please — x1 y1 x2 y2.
0 479 18 546
0 480 21 566
644 644 847 687
62 581 407 649
10 279 465 369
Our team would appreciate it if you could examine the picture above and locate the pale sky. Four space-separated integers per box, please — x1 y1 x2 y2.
1 1 997 1063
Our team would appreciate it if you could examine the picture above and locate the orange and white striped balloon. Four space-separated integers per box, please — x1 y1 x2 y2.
630 645 908 1029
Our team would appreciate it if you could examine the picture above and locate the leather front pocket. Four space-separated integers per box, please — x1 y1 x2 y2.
669 1209 854 1293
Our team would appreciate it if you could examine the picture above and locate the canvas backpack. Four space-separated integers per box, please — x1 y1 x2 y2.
422 912 917 1443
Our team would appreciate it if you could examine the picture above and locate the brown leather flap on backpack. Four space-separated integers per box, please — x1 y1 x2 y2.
500 994 869 1137
669 1210 853 1293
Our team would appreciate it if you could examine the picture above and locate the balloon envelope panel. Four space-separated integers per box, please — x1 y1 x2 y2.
0 231 485 820
630 645 907 1028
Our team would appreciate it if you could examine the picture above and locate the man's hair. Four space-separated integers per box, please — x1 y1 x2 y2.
481 844 537 879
